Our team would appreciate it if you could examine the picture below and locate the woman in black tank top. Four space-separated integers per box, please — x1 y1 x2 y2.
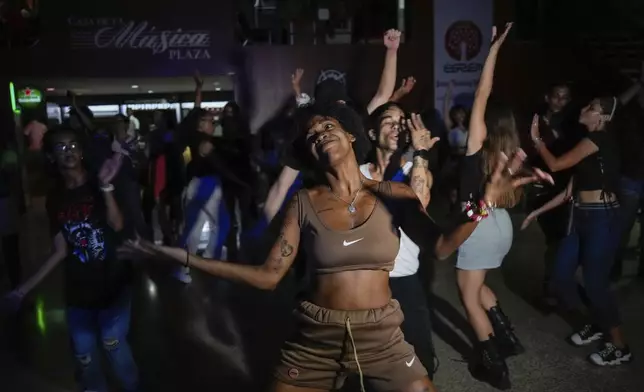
523 95 632 367
121 101 545 392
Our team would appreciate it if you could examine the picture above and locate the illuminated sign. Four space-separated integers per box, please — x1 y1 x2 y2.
17 87 43 108
68 18 212 61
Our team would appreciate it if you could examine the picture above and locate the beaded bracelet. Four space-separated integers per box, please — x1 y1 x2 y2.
464 200 492 222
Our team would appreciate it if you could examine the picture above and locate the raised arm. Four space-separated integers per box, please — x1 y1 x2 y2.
68 91 94 134
392 148 548 259
98 153 125 231
291 68 312 108
366 29 401 114
467 23 513 155
126 194 302 290
443 81 454 130
408 113 440 208
264 165 300 221
531 114 598 172
521 177 573 230
390 77 416 103
194 71 204 108
618 62 643 105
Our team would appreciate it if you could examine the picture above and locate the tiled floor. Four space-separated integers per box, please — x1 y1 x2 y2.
1 198 643 391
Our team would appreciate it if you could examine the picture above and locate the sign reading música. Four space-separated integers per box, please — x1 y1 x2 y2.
67 17 212 60
433 0 492 112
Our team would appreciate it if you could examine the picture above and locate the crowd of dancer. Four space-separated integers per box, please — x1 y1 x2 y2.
1 22 640 392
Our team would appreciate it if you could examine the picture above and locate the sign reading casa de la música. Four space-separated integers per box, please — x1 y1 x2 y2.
67 17 212 60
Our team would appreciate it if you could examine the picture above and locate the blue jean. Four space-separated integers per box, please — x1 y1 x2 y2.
615 176 644 270
66 289 139 392
552 204 621 331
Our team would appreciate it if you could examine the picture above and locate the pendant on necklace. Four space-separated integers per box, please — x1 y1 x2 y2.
348 205 357 214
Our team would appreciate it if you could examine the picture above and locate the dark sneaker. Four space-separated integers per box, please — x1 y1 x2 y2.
569 324 603 346
589 342 632 366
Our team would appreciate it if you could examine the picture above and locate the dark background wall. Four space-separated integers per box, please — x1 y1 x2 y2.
0 0 634 134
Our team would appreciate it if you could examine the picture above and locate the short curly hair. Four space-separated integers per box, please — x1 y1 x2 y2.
289 102 371 173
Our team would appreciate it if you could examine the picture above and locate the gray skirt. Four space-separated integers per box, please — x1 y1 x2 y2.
456 208 513 270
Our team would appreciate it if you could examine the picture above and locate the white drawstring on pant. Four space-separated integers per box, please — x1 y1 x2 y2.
345 317 365 392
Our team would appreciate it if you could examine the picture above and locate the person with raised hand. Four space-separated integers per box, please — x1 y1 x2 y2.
456 22 530 391
263 29 403 223
3 127 139 392
527 88 632 367
120 100 546 392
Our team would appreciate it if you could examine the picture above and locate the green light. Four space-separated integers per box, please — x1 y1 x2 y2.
36 298 46 334
9 82 20 114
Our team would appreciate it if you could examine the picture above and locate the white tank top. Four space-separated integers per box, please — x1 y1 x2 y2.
359 162 420 278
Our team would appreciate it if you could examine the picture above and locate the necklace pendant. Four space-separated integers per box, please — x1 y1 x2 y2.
348 204 357 214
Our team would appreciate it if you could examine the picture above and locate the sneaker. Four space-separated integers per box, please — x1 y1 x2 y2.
589 342 632 366
569 324 603 346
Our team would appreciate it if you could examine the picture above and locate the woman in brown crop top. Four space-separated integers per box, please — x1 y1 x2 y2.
523 95 632 367
121 102 544 392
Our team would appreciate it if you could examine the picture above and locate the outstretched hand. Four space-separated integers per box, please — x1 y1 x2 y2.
384 29 401 50
483 149 554 207
117 234 161 261
292 68 304 86
98 153 123 186
520 211 538 231
491 22 513 48
408 113 440 151
399 77 417 95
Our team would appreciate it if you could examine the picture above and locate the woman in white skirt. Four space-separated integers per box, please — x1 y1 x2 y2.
457 23 537 390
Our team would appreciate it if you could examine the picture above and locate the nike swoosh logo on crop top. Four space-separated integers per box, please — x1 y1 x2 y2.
343 238 364 246
406 356 416 367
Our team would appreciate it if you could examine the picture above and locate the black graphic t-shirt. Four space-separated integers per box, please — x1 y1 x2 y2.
46 180 132 309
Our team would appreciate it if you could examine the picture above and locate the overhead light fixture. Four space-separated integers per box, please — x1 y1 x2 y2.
131 85 139 89
46 87 55 92
147 90 154 94
215 87 221 91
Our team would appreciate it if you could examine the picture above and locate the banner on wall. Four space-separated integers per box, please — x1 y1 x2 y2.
433 0 493 114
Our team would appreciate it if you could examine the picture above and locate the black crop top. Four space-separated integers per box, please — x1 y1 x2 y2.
574 131 619 193
459 149 485 202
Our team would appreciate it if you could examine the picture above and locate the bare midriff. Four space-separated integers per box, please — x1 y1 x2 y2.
578 190 617 203
310 269 392 310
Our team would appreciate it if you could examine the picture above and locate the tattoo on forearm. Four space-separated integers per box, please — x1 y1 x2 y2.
267 256 283 272
410 177 428 203
413 156 429 169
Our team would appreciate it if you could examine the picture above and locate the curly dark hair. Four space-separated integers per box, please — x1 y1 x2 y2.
289 102 371 173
